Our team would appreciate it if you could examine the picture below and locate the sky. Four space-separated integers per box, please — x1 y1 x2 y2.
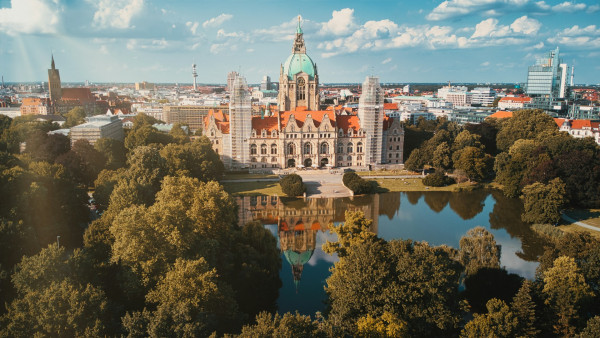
0 0 599 85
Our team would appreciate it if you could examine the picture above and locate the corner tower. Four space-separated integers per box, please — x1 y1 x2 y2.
277 16 319 111
48 54 62 101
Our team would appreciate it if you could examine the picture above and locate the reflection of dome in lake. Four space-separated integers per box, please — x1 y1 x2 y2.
280 227 317 290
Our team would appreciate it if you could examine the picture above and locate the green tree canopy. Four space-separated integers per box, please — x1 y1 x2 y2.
461 298 518 338
459 226 501 276
521 177 567 224
94 137 126 170
496 109 557 152
63 107 87 128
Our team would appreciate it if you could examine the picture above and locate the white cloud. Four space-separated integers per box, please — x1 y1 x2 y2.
535 1 550 10
588 4 600 13
320 8 356 36
202 13 233 28
547 24 600 48
426 0 530 21
381 57 392 64
510 16 541 35
552 1 587 12
253 16 301 42
186 21 200 35
126 38 169 50
532 41 544 49
481 61 490 66
210 42 237 54
0 0 62 35
91 0 144 29
561 25 600 36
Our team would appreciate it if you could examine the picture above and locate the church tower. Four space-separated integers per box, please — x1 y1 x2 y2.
358 76 385 165
48 54 62 101
229 74 252 169
277 16 319 111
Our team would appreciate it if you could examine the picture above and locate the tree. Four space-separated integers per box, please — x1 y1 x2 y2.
432 142 451 170
521 177 567 224
159 137 224 181
93 168 126 211
422 171 454 187
356 312 408 337
94 138 126 170
577 316 600 338
280 173 306 196
452 130 482 155
463 268 522 314
169 123 189 144
404 148 427 172
124 124 172 150
453 146 490 181
25 130 70 163
63 107 87 128
239 312 326 337
510 280 540 337
143 258 240 337
543 256 594 336
461 299 518 338
58 139 106 186
459 226 501 276
496 109 557 152
1 280 108 337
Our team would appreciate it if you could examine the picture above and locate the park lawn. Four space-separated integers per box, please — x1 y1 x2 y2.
366 177 476 192
558 223 600 240
357 170 419 177
563 209 600 229
221 173 278 180
221 181 284 196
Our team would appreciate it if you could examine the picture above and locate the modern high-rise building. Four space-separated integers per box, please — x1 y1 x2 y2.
526 47 568 100
260 75 272 91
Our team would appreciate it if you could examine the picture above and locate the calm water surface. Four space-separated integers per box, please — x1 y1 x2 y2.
236 190 546 315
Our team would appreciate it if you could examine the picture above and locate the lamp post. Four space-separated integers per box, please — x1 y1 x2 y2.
57 235 61 248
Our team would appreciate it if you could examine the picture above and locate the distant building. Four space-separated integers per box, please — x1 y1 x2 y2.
164 105 228 132
498 97 532 110
226 71 240 92
554 118 600 145
470 87 496 106
525 47 569 112
48 55 62 101
437 85 471 107
46 55 98 114
70 115 124 145
135 81 156 91
20 98 52 115
260 75 272 91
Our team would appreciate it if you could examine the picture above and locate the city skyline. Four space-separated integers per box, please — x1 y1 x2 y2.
1 0 599 84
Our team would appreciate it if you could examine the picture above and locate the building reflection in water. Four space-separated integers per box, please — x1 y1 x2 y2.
237 195 399 289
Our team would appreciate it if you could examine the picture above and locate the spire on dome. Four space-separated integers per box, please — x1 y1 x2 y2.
292 15 306 54
296 15 302 34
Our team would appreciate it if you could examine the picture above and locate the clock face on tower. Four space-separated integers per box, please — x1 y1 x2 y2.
297 77 305 87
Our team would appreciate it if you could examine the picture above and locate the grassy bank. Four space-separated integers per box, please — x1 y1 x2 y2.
221 173 278 180
221 181 284 196
366 177 479 192
357 170 419 177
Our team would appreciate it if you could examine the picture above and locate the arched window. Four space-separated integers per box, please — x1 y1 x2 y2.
271 144 277 154
339 129 344 137
261 144 267 155
348 129 353 136
288 143 295 155
347 155 352 161
210 130 215 137
252 130 257 137
262 130 266 138
251 157 257 162
261 157 267 162
271 130 277 138
347 143 353 154
393 129 398 135
271 157 277 162
320 142 329 154
304 143 312 155
296 77 306 101
357 142 363 153
250 144 257 155
337 143 344 153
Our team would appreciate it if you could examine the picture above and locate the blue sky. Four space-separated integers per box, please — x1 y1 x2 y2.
1 0 599 84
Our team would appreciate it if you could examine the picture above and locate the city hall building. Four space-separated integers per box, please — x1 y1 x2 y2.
205 18 404 170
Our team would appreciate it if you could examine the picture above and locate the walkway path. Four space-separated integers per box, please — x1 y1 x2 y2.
561 214 600 232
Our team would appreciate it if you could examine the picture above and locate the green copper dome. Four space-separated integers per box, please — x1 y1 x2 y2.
283 53 316 80
283 249 314 266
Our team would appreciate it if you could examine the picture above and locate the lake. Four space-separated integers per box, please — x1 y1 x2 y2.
236 190 546 315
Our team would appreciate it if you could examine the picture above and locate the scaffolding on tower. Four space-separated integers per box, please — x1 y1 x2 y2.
357 76 385 165
229 75 252 169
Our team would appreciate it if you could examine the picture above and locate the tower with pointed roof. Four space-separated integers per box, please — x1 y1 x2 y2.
277 16 319 111
48 54 62 101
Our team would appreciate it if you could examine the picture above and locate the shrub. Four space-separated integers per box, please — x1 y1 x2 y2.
343 172 360 186
280 174 306 196
423 171 455 187
343 172 374 195
531 223 564 242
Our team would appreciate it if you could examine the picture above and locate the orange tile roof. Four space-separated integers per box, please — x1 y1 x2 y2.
252 116 278 132
384 103 398 110
488 111 513 119
499 97 531 103
554 118 565 127
336 115 360 132
280 109 334 128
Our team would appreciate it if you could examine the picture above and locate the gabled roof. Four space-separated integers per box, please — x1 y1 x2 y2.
384 103 398 110
61 88 95 103
336 115 360 132
252 116 278 132
280 108 334 129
